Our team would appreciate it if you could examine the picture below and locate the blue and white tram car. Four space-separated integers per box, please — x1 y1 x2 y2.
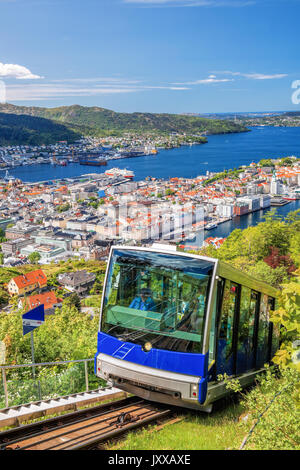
95 245 280 411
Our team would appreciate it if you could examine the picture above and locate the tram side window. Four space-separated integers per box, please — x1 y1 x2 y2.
256 294 271 368
236 286 251 374
236 288 258 374
106 263 121 305
208 293 217 368
269 298 280 359
217 280 238 376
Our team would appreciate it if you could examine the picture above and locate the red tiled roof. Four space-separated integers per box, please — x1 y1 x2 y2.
12 269 47 289
23 291 61 311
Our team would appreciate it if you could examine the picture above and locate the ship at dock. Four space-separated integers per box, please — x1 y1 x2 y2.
79 156 107 166
282 191 300 201
205 222 218 230
105 168 134 179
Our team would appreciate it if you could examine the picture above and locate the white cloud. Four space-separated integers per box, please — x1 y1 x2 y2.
50 77 142 84
243 73 288 80
5 84 137 101
213 70 288 80
173 76 234 85
171 70 288 87
0 62 42 79
5 80 190 101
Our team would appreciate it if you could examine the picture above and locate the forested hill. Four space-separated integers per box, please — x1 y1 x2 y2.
0 103 249 141
0 112 81 145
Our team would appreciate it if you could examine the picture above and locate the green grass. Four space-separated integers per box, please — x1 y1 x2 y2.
107 402 245 450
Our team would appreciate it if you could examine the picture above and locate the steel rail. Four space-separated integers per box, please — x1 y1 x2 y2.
14 403 150 451
69 409 172 450
0 396 140 449
0 396 173 451
40 408 166 451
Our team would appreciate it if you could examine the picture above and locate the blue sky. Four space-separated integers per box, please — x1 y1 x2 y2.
0 0 299 113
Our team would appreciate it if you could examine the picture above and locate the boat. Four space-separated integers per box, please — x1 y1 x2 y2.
105 168 134 179
79 157 107 166
4 170 15 182
205 223 218 230
185 233 196 242
122 151 145 158
282 192 300 201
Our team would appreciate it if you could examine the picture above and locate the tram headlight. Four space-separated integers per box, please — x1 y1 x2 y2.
143 342 152 352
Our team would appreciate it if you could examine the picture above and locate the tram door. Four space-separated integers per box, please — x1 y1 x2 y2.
216 280 239 376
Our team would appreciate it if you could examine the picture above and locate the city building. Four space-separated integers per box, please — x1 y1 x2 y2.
57 270 96 295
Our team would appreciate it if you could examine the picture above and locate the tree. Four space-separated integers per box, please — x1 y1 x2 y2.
28 252 41 264
0 228 6 242
0 301 98 365
57 203 70 213
194 208 300 288
264 246 296 275
63 293 81 311
278 157 293 166
247 260 289 288
165 189 175 196
259 159 274 167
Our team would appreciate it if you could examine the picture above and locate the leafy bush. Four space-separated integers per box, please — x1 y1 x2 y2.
223 366 300 450
271 269 300 373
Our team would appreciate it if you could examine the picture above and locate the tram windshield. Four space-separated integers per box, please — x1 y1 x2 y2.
101 249 215 353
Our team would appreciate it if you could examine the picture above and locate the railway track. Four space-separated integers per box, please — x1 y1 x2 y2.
0 396 174 450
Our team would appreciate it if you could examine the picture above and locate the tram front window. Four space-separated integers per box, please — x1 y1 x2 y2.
101 249 214 353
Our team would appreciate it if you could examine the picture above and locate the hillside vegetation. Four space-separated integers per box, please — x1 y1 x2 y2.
0 103 249 142
0 112 81 145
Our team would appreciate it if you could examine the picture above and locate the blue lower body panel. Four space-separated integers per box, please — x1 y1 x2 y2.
95 331 209 404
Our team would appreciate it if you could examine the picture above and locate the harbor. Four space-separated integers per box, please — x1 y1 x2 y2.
181 198 300 250
1 126 300 184
0 126 299 262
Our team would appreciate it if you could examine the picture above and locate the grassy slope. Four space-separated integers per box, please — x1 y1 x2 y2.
107 402 244 450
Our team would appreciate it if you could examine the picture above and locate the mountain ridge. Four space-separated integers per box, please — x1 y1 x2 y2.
0 103 249 145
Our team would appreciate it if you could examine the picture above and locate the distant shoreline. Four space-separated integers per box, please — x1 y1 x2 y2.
3 126 300 183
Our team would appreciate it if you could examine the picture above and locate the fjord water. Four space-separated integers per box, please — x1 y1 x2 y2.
197 198 300 242
5 126 300 182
